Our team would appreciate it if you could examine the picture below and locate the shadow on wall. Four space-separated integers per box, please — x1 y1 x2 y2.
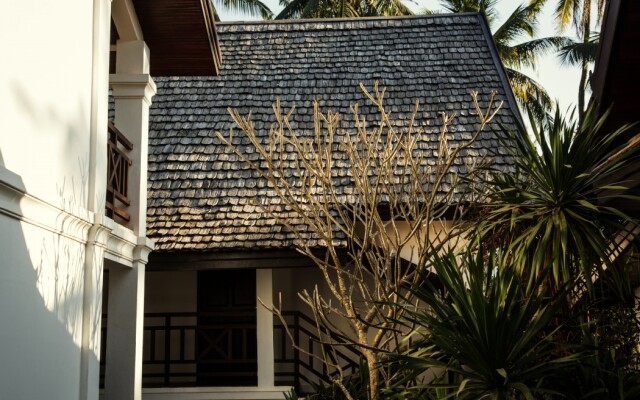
0 150 96 399
9 82 90 209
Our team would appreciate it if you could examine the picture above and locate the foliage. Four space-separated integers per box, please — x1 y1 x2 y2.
551 0 608 126
385 247 580 400
558 31 599 66
475 105 640 292
212 0 273 20
429 0 572 120
217 84 503 400
549 317 640 400
276 0 412 19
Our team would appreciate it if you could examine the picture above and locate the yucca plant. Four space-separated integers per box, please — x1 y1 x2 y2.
548 317 640 400
475 106 640 293
386 247 579 399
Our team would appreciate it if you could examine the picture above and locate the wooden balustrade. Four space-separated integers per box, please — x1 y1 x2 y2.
106 122 133 222
100 310 360 393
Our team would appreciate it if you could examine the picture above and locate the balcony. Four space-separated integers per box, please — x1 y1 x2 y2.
106 122 132 223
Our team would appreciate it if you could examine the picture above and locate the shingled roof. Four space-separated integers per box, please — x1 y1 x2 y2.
147 14 520 253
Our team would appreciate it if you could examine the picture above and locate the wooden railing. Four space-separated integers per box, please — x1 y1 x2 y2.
274 311 360 393
100 310 360 392
106 122 132 222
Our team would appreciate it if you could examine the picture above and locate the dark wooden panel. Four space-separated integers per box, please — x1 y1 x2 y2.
147 249 344 271
132 0 221 76
595 0 640 134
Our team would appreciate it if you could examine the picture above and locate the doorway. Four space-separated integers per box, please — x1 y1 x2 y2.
197 269 257 386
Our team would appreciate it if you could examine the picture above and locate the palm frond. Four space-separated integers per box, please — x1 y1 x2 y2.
217 0 273 19
276 0 309 18
500 36 573 70
558 37 598 66
506 67 554 121
492 0 545 45
439 0 499 22
554 0 581 32
371 0 413 16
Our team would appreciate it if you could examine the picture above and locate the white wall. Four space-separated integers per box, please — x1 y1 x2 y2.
0 201 88 399
0 0 110 399
0 0 95 209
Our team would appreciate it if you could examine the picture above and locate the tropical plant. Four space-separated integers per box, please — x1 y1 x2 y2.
216 84 503 400
213 0 273 20
475 105 640 292
386 246 580 399
276 0 412 19
431 0 572 120
548 316 640 400
552 0 608 127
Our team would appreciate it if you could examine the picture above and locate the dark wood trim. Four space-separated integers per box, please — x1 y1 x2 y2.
147 249 335 270
592 0 622 112
131 0 221 76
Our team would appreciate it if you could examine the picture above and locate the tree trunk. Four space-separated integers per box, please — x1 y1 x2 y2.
578 0 592 129
365 350 378 400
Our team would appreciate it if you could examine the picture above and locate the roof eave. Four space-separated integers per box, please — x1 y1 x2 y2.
132 0 221 76
476 12 524 128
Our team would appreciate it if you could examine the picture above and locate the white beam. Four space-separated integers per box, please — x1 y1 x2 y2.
256 268 275 387
112 0 143 41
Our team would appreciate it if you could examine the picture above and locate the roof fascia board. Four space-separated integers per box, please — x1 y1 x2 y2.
592 0 622 112
112 0 144 41
476 12 524 127
200 0 222 73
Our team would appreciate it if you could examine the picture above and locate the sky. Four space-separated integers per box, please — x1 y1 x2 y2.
215 0 586 113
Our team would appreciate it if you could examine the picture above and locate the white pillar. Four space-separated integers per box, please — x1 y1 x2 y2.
110 40 156 237
104 39 155 400
104 261 146 400
80 0 112 397
256 268 275 387
79 222 110 400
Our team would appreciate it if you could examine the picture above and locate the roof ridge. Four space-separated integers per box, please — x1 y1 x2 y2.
217 12 481 28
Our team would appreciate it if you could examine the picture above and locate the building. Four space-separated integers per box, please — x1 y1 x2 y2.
0 0 220 399
591 0 640 301
131 14 521 399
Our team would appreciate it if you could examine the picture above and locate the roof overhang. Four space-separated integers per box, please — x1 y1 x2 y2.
592 0 640 131
116 0 221 76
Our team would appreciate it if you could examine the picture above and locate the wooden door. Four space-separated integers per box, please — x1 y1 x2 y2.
196 269 257 386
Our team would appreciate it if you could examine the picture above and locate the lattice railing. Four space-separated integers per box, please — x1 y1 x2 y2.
106 122 132 222
99 310 360 392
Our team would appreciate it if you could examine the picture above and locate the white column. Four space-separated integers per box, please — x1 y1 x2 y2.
104 38 155 400
256 268 275 387
79 222 110 400
104 262 145 399
80 0 112 397
110 40 156 237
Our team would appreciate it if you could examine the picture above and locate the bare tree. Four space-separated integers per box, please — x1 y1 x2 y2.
215 83 503 400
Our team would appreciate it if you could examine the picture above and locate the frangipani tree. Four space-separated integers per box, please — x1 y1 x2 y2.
216 84 504 400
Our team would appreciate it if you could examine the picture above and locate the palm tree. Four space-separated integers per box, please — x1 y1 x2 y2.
552 0 607 127
213 0 273 20
276 0 412 20
432 0 571 120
